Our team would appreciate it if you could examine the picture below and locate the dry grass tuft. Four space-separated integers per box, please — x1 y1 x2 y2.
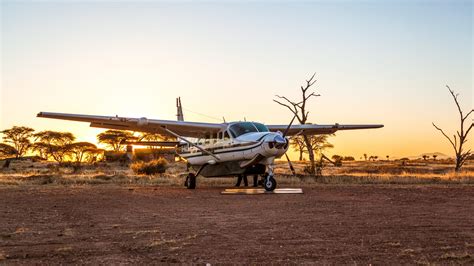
130 159 168 175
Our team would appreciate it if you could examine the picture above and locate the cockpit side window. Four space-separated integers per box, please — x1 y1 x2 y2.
228 122 259 138
224 130 230 139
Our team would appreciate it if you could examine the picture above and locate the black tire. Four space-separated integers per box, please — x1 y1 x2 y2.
186 173 196 189
184 175 189 187
264 176 277 191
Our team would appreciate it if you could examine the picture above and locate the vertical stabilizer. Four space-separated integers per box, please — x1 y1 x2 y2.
176 97 184 121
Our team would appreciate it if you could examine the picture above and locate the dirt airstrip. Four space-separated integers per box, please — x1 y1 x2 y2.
1 185 473 264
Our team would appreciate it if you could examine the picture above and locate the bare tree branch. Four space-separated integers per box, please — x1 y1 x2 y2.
273 99 299 118
447 85 464 120
465 122 473 137
464 109 473 120
432 122 457 151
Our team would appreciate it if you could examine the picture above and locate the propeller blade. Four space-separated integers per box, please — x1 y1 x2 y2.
282 115 297 138
285 153 296 176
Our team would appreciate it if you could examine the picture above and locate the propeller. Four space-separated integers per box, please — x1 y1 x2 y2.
283 114 297 176
285 153 297 176
282 114 297 138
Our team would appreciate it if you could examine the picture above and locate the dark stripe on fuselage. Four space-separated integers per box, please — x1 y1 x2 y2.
181 139 265 159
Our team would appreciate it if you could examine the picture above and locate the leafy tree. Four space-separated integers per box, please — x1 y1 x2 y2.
386 155 390 161
363 153 368 161
306 135 334 157
32 131 75 162
97 130 134 152
1 126 34 158
422 155 428 161
433 86 473 172
343 156 355 161
332 155 342 161
68 142 97 163
138 132 174 150
433 154 438 160
292 134 334 165
0 143 18 158
83 148 104 163
290 136 306 161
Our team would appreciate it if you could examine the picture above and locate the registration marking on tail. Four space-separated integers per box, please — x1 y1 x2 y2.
221 188 303 195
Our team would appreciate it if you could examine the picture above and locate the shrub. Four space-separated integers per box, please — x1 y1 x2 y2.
130 158 168 175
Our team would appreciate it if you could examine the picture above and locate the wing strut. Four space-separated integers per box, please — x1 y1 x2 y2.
161 127 220 161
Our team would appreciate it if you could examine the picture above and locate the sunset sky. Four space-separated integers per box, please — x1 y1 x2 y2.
1 0 472 159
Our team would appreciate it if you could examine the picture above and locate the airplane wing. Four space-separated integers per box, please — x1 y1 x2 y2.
266 123 383 136
37 112 224 138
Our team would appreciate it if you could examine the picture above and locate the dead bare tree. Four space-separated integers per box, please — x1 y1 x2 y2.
432 85 473 172
274 73 321 174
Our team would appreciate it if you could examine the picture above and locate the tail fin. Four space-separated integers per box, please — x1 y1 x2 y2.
176 97 184 121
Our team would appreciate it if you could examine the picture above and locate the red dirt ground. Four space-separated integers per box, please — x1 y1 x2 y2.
1 185 473 264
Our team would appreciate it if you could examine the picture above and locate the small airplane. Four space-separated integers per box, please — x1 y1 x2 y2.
37 97 383 191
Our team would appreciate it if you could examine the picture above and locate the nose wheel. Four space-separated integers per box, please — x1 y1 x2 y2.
263 174 277 191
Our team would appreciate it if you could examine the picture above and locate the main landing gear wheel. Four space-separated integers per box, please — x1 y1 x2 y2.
264 176 277 192
184 173 196 189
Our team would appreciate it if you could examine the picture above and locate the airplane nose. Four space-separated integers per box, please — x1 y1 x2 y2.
267 135 288 149
274 135 286 144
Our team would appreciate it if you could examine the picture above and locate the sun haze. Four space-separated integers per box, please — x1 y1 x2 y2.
1 1 472 159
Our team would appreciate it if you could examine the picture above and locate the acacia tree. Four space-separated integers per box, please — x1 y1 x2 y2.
68 142 97 163
432 86 473 172
97 130 134 152
290 134 333 162
138 132 173 149
305 134 334 158
274 73 321 174
290 136 306 161
0 143 18 158
32 131 75 162
1 126 34 158
83 148 104 163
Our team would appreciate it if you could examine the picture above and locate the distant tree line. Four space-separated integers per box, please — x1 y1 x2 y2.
0 126 104 164
0 127 168 164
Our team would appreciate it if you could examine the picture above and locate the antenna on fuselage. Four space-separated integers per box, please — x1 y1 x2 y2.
176 97 184 121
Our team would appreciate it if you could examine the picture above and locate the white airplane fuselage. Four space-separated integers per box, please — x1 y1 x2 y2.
178 122 289 173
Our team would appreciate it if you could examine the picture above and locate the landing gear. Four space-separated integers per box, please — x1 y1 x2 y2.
264 175 277 191
184 164 208 190
263 165 277 192
184 173 196 189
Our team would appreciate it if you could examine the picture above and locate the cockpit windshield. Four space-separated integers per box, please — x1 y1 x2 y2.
253 122 269 133
228 122 269 138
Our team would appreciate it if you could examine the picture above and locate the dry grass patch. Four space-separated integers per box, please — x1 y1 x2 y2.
440 252 472 261
1 159 473 187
